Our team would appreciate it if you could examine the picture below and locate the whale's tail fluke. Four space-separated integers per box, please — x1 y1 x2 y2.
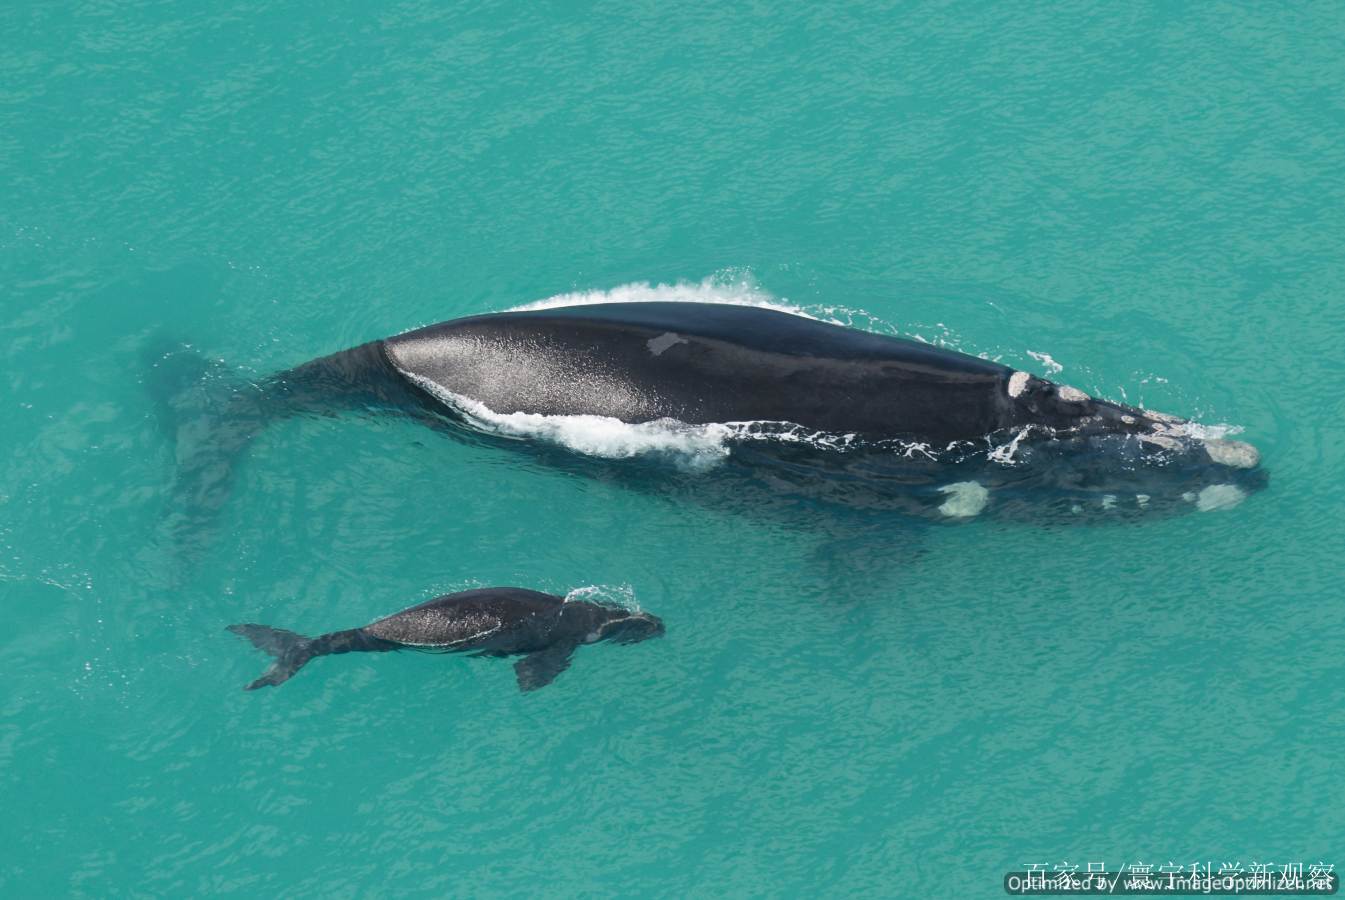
145 338 430 570
227 624 319 690
144 342 276 566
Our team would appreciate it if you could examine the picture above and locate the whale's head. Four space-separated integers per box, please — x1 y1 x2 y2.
985 374 1267 520
595 609 666 645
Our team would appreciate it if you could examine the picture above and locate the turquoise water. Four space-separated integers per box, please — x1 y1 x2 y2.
4 2 1344 896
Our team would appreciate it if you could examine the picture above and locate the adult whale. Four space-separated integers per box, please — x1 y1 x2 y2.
150 301 1264 527
229 587 664 691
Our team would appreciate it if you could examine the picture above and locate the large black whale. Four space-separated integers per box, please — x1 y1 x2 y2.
153 301 1264 526
229 587 664 692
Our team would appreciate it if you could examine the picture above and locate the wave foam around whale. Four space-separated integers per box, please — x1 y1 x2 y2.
511 273 953 347
510 272 828 320
400 372 738 469
564 583 641 611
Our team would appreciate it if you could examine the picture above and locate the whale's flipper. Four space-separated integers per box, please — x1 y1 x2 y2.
228 623 318 690
514 644 575 692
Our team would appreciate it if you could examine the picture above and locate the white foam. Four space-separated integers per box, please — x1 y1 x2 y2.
565 583 640 611
1027 350 1064 375
509 274 954 346
440 384 736 470
510 273 823 320
1166 421 1245 442
988 426 1031 464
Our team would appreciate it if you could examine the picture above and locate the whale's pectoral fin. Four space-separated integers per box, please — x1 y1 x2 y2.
513 644 575 692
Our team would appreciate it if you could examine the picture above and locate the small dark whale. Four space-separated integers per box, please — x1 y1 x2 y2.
228 587 664 692
151 300 1265 533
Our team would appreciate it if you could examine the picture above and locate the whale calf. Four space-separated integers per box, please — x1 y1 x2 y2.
152 300 1265 529
228 587 664 692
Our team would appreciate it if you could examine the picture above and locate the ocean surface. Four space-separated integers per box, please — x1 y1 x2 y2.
3 3 1343 896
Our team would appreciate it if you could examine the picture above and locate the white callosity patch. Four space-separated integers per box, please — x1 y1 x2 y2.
1056 384 1089 403
1007 371 1030 398
1196 484 1247 512
1101 494 1117 510
1140 432 1185 452
1136 494 1150 507
938 481 989 517
1138 420 1258 463
1203 438 1260 469
646 332 687 356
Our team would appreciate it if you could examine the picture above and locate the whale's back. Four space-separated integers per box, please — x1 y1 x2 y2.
384 302 1016 442
364 588 562 649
